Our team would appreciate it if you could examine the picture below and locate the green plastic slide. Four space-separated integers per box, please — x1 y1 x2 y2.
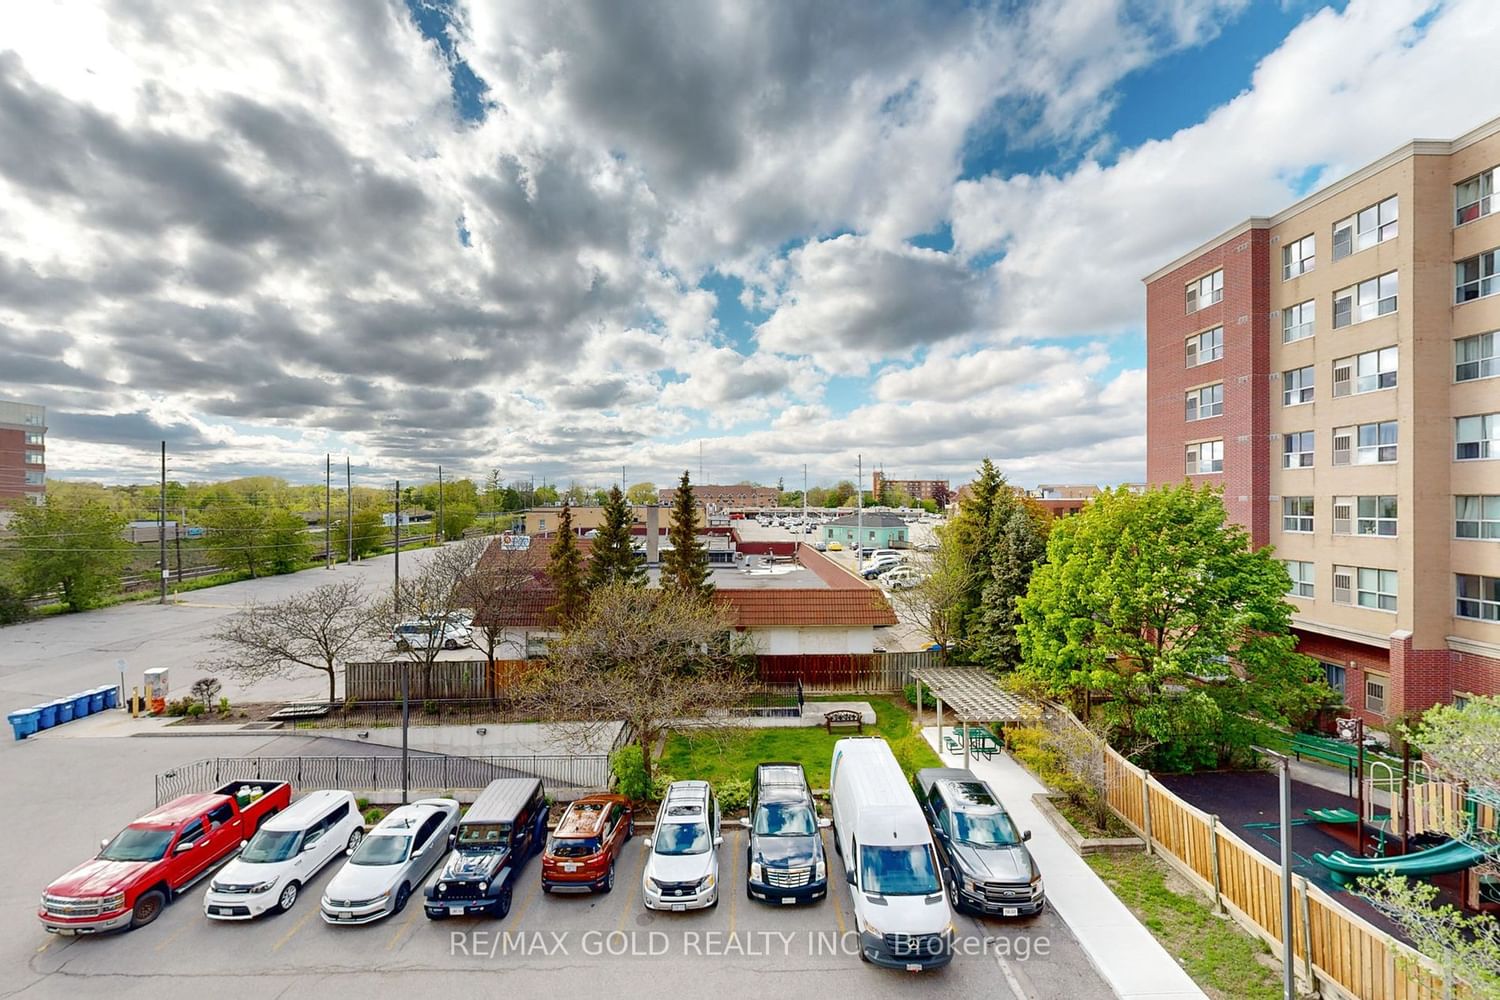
1313 839 1487 887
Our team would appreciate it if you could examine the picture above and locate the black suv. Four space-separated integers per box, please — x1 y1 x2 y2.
424 778 548 919
915 768 1044 917
740 762 829 904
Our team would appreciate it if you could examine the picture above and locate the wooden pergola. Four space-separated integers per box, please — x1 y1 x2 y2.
910 664 1034 771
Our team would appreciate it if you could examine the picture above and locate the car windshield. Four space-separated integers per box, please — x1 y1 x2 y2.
754 802 816 837
349 834 410 866
654 822 710 856
100 826 175 862
859 844 941 896
239 828 300 863
953 810 1021 847
457 823 510 848
549 837 600 858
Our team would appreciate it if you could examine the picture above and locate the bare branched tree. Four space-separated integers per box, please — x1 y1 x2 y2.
1045 713 1114 829
202 578 376 704
889 528 977 660
520 581 754 784
457 540 543 671
370 538 489 695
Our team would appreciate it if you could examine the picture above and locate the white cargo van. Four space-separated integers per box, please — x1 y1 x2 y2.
829 738 955 970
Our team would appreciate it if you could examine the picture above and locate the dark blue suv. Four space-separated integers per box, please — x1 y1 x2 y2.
740 763 830 904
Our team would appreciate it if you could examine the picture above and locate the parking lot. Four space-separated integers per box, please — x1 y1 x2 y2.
7 735 1115 999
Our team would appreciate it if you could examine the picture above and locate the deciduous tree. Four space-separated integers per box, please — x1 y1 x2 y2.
8 497 132 611
625 482 658 505
889 525 976 661
349 508 386 558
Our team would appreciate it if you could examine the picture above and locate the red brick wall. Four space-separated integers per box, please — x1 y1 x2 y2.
1145 228 1271 546
1294 629 1499 725
0 427 30 500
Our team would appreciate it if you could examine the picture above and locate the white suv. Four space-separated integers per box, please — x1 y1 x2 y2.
642 781 721 911
393 620 471 651
205 790 364 920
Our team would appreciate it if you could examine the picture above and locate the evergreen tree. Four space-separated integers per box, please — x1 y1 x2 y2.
588 485 646 588
972 504 1049 670
951 458 1017 646
660 471 713 596
547 501 588 625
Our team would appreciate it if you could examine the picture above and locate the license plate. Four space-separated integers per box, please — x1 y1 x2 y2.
780 897 796 905
1003 906 1019 917
209 907 225 915
905 963 922 972
340 911 353 920
561 863 578 872
449 904 466 915
670 903 686 912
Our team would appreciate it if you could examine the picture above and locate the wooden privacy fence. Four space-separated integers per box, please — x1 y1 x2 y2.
345 659 539 702
1058 706 1472 1000
754 651 933 693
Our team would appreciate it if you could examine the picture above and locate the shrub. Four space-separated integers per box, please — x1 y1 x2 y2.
889 729 931 780
362 806 385 825
217 696 231 714
902 681 933 708
356 797 371 810
0 582 28 626
191 677 222 707
165 697 192 717
611 745 653 802
422 699 439 716
186 703 206 717
716 778 751 814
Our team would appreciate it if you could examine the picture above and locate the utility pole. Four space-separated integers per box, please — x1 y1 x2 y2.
394 479 401 615
159 441 167 605
345 457 353 563
325 454 333 569
699 440 704 487
176 507 185 583
802 463 808 530
437 465 444 547
856 453 864 572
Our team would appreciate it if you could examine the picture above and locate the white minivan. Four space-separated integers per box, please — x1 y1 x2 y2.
204 790 364 919
829 738 955 970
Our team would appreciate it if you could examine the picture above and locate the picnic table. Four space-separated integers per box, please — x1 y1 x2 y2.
943 726 1002 761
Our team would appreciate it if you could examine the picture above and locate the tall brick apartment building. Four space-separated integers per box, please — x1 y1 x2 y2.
871 472 949 503
657 483 780 509
1145 118 1500 724
0 399 46 506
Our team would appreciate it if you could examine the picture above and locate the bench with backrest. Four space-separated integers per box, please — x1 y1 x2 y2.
823 709 863 735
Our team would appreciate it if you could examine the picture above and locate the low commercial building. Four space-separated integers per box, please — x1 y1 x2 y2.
0 398 46 506
822 512 909 549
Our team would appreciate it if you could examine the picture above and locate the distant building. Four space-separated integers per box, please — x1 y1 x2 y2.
871 472 949 503
1031 484 1101 500
0 399 46 506
823 512 909 549
658 483 780 510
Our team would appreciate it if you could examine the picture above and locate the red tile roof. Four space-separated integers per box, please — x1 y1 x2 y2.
711 588 898 628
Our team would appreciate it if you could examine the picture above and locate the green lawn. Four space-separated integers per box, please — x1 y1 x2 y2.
1087 852 1283 1000
657 696 943 789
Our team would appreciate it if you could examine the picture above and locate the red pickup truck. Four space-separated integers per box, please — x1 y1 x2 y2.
39 780 292 934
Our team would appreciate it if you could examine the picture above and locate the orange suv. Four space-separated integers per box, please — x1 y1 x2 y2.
540 795 633 894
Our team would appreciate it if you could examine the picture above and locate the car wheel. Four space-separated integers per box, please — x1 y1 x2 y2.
274 881 300 914
130 890 166 929
255 807 278 833
601 859 616 894
393 883 411 914
346 827 364 853
625 817 634 841
444 639 458 650
541 882 553 894
495 884 513 918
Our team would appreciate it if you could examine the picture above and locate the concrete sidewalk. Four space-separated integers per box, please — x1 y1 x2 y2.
923 728 1208 1000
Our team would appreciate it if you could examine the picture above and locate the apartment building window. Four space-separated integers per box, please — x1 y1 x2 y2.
537 518 547 532
24 432 43 446
1184 383 1223 421
23 412 41 425
1283 560 1315 598
1333 422 1397 465
1186 440 1223 475
1365 675 1387 716
1282 300 1315 343
1333 271 1397 328
1456 168 1496 225
1185 327 1223 367
1332 196 1398 260
1456 332 1498 382
1282 234 1315 279
1456 250 1500 303
1355 496 1398 536
24 471 44 486
1186 269 1224 313
1282 496 1314 533
1456 573 1500 622
1332 346 1397 397
1321 662 1347 695
25 451 44 465
1282 431 1315 469
1455 413 1500 460
1356 568 1398 612
1283 366 1315 406
1455 495 1500 539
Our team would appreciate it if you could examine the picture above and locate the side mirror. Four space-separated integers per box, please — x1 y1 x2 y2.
100 838 110 851
448 831 458 846
642 837 653 849
845 867 856 886
239 839 249 850
301 840 320 853
817 818 831 829
175 841 197 853
737 817 750 828
345 846 356 856
1022 830 1032 842
713 836 724 847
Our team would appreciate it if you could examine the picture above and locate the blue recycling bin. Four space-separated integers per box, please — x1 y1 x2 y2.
35 702 58 729
8 709 40 740
55 699 74 723
102 686 120 710
71 692 92 718
88 689 106 713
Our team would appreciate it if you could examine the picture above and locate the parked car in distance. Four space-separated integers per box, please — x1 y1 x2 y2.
321 798 459 925
642 781 721 911
741 763 829 904
830 738 955 970
915 768 1043 917
40 781 292 934
882 567 921 591
392 619 471 651
204 790 363 920
860 557 903 580
425 779 548 919
541 794 634 894
827 541 843 551
866 549 903 564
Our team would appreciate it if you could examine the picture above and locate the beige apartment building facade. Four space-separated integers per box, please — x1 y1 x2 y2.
1145 117 1500 723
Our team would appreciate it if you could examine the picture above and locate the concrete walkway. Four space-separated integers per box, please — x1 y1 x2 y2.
923 728 1208 1000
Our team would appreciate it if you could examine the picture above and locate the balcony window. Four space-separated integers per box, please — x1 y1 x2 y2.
1186 270 1224 313
1456 332 1498 382
1456 413 1500 460
1186 440 1223 475
1333 271 1397 328
24 432 43 446
1332 346 1397 397
1282 431 1314 469
1283 560 1315 598
1282 366 1315 406
1456 168 1496 225
23 471 43 486
1282 234 1315 280
1332 196 1398 260
1282 300 1315 343
25 452 44 465
1184 383 1223 421
1456 574 1500 622
1455 495 1500 539
1281 496 1314 533
1185 327 1223 367
1456 250 1500 304
1356 567 1398 612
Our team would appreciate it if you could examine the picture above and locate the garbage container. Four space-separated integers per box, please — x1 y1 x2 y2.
55 699 75 723
71 692 92 718
88 689 106 713
8 709 40 741
103 686 120 710
35 702 58 729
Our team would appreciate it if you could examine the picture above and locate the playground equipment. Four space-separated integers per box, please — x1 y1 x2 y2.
1312 838 1487 887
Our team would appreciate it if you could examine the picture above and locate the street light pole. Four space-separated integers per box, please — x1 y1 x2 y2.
1254 746 1296 1000
401 664 410 805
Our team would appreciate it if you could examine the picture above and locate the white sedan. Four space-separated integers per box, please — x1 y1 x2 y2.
320 799 459 925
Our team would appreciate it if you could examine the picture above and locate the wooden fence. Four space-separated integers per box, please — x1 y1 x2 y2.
345 659 538 701
1056 705 1472 1000
754 651 933 693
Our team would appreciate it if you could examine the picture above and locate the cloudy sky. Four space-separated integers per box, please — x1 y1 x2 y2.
3 0 1499 492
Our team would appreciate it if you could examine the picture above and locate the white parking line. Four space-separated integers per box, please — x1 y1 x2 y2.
996 952 1034 999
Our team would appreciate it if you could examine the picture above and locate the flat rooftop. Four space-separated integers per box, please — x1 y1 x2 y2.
644 560 831 591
